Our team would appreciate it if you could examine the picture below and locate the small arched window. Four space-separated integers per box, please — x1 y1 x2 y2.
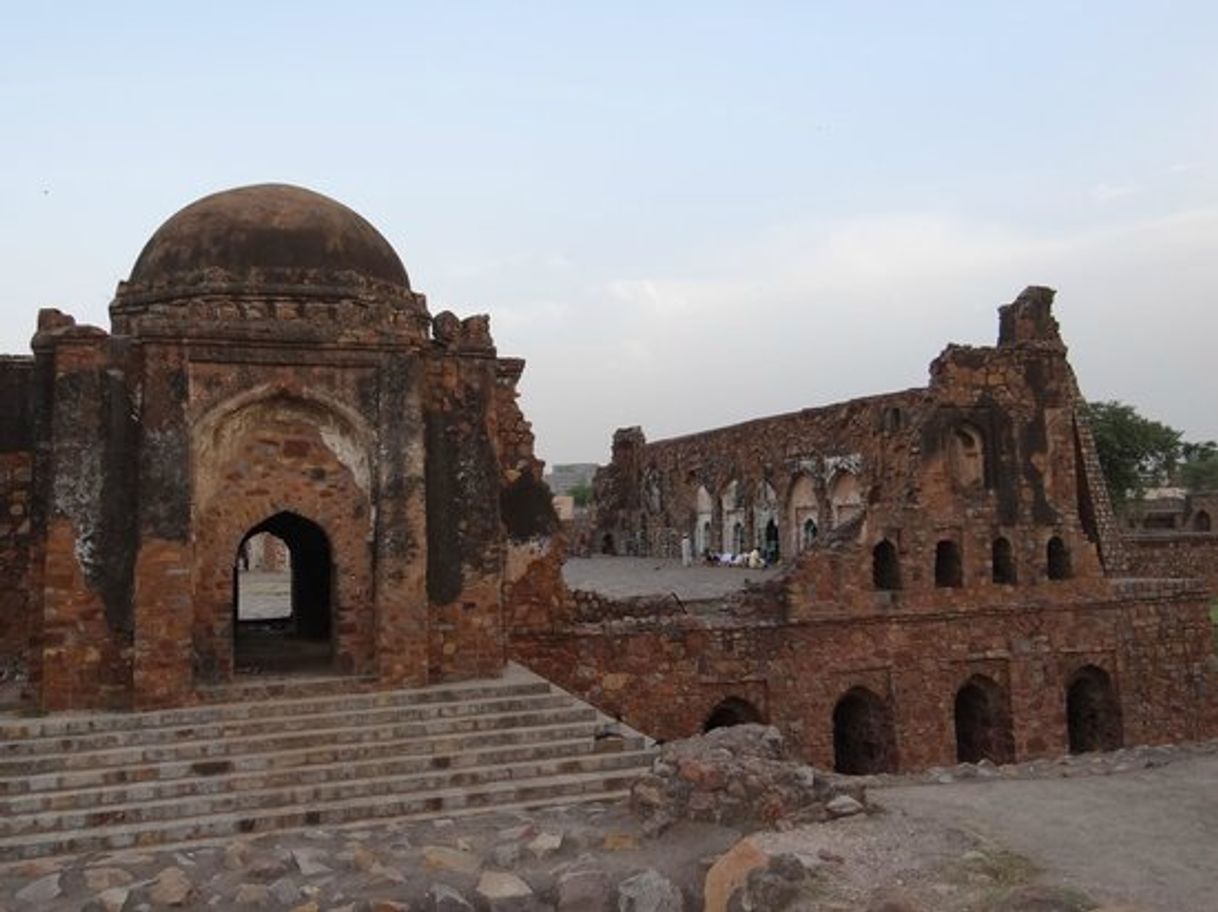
1047 535 1072 581
802 518 819 550
992 536 1017 584
1194 510 1212 532
873 539 901 591
935 540 963 588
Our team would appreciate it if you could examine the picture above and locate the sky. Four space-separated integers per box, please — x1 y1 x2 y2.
1 2 1216 465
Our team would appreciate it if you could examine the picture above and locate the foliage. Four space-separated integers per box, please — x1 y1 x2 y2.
1086 401 1182 504
569 482 593 509
1180 441 1218 491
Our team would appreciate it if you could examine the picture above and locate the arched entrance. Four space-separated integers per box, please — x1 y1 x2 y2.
954 675 1015 764
703 697 764 732
233 511 333 673
764 518 780 563
833 686 897 774
1066 665 1123 753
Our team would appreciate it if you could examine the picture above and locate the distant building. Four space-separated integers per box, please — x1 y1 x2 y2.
545 463 598 496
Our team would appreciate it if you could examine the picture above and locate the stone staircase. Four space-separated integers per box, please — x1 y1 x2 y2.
0 664 655 862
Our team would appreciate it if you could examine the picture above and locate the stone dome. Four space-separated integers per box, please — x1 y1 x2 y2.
127 183 409 290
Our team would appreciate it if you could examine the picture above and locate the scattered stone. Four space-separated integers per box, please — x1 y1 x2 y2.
269 876 300 904
289 903 320 912
285 847 329 878
429 882 475 911
14 858 62 878
555 864 610 912
350 846 381 872
988 884 1100 912
727 853 819 912
247 855 290 880
15 873 62 904
148 866 194 906
704 837 770 912
617 869 683 912
825 794 865 818
491 842 523 868
369 901 409 912
526 831 563 859
224 842 251 871
422 844 482 875
85 867 135 892
632 724 862 833
93 886 132 912
602 832 639 851
234 882 272 906
476 870 536 910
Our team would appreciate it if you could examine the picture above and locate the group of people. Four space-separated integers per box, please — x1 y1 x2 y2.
702 547 768 569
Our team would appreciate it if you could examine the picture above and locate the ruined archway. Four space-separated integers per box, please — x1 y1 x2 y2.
1194 510 1212 532
703 697 764 732
992 536 1016 584
954 674 1014 764
1047 535 1072 580
233 512 333 673
872 539 901 591
1067 665 1123 754
833 686 897 774
935 539 963 588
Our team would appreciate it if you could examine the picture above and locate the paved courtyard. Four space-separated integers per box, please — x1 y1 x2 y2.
561 556 780 600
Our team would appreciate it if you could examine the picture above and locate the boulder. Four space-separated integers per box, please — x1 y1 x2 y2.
617 869 683 912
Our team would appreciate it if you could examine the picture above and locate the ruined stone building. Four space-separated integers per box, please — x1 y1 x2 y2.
0 189 1212 778
509 288 1217 773
0 184 556 711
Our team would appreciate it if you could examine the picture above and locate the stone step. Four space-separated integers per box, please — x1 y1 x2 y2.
0 692 574 756
0 768 646 861
0 678 554 740
0 748 654 839
1 720 609 797
0 705 600 777
1 734 647 815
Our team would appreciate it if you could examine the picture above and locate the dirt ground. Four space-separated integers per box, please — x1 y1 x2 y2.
876 751 1218 912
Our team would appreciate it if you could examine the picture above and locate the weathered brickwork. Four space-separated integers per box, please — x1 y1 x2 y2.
0 184 557 711
1126 533 1218 596
510 288 1217 771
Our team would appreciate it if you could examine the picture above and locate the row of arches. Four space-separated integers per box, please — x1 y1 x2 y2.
872 535 1074 591
702 665 1123 774
690 470 860 560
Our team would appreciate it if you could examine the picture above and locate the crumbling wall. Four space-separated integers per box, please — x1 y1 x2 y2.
511 581 1216 771
1125 534 1218 596
0 358 35 684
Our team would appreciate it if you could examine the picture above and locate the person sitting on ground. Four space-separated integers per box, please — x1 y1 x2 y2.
748 548 764 569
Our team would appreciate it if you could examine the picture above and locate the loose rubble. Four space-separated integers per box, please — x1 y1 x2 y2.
630 724 868 833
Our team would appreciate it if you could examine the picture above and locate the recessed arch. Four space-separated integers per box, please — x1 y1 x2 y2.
1047 536 1072 581
833 686 897 774
950 423 986 489
1194 510 1212 532
873 539 901 591
694 485 714 556
828 471 862 527
233 511 333 673
703 697 765 732
992 536 1017 584
1066 665 1123 753
787 473 819 555
935 539 963 588
954 674 1014 764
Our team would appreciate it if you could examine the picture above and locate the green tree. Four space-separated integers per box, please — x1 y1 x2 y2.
1180 440 1218 491
569 482 593 509
1086 400 1182 505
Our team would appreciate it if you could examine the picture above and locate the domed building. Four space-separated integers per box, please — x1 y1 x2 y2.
0 184 558 710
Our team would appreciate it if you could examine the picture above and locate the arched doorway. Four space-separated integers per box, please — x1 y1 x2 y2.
764 519 780 563
703 697 764 732
833 686 897 774
954 675 1015 764
1066 665 1123 753
233 511 333 673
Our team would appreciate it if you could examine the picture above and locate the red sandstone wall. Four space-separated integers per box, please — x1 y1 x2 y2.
511 581 1216 770
1125 534 1218 597
0 452 33 678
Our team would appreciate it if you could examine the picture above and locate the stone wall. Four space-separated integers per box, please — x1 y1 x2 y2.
1126 533 1218 597
0 358 35 680
511 579 1216 771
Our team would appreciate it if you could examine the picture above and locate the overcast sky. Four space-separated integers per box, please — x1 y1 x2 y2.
2 3 1216 464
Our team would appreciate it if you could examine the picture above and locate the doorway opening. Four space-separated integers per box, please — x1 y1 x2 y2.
233 511 333 674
